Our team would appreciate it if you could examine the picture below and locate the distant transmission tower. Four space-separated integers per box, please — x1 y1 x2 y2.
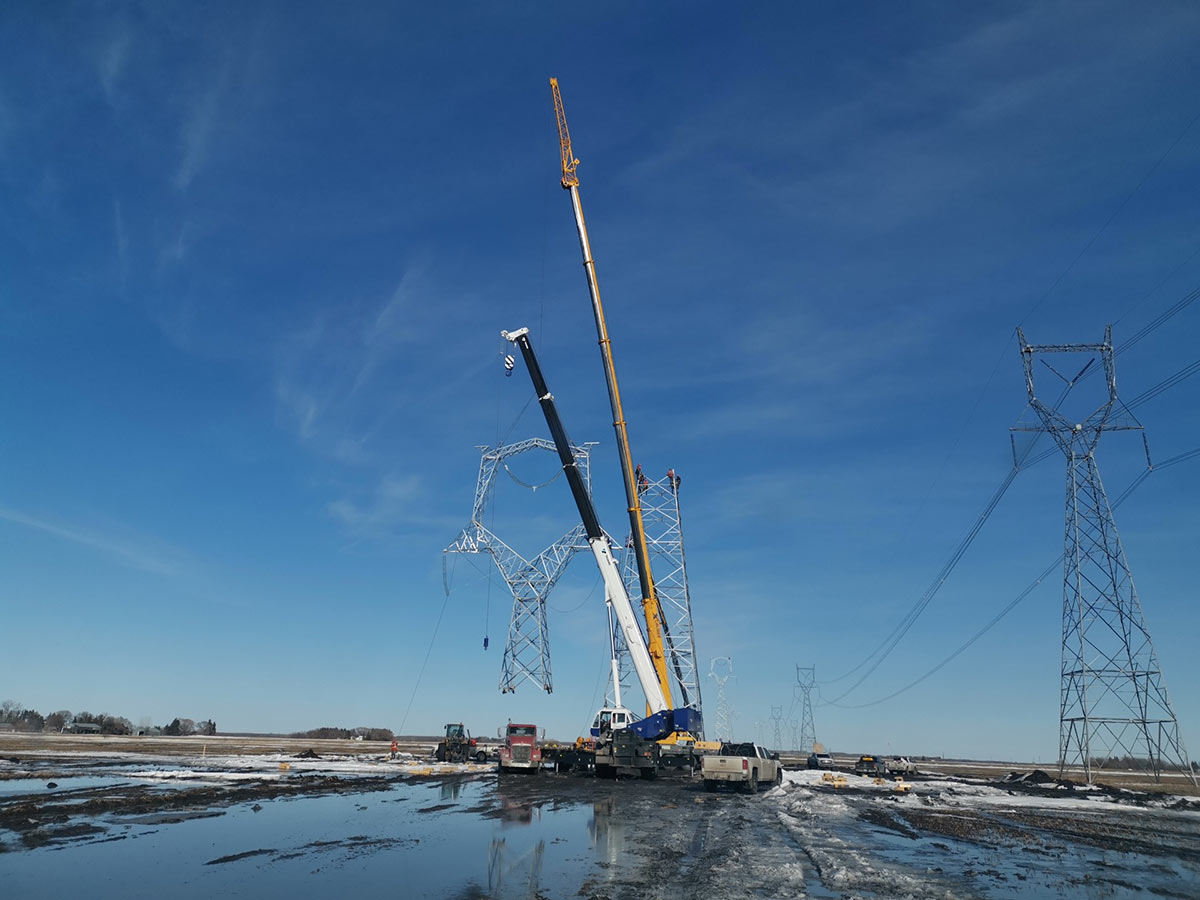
444 439 593 694
709 657 734 742
795 665 817 754
769 706 783 753
1014 327 1194 785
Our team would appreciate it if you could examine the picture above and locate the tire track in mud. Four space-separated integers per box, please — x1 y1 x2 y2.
580 785 810 900
774 785 970 900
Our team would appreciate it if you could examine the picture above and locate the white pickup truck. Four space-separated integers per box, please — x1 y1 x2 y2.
700 742 783 793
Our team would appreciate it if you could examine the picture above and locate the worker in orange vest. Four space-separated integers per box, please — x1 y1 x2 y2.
390 739 399 760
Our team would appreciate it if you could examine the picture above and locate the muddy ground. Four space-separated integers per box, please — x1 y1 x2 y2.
2 738 1198 898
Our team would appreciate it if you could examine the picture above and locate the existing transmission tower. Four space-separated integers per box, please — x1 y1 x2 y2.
709 657 734 742
444 439 593 694
770 706 783 754
795 665 817 754
1014 327 1194 785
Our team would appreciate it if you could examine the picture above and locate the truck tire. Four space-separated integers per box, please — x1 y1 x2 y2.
775 767 783 786
745 770 758 794
475 751 487 763
435 745 446 762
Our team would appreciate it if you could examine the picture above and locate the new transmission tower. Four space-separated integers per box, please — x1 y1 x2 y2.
795 665 817 754
444 439 593 694
618 468 704 724
1014 327 1194 785
709 657 734 742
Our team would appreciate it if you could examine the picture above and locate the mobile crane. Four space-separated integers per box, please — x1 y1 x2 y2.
548 79 701 746
502 327 701 777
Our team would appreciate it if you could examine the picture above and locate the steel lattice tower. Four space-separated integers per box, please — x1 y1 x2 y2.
1014 327 1194 785
770 706 783 753
795 665 817 754
614 468 704 726
709 657 734 742
444 439 593 694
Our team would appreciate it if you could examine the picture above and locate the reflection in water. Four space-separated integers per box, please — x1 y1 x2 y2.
589 796 627 870
493 778 543 825
487 837 545 898
3 776 604 900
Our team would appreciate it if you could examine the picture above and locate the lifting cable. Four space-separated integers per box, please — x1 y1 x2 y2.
398 578 455 738
822 444 1199 709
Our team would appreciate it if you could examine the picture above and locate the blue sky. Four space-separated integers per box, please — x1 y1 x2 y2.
2 2 1199 761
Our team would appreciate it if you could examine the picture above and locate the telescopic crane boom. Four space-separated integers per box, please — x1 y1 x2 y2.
502 327 699 740
502 328 667 715
548 77 681 709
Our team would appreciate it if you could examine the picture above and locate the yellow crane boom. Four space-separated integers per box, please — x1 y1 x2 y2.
548 77 675 711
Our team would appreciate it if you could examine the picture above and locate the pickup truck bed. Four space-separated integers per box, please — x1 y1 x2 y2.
700 742 783 794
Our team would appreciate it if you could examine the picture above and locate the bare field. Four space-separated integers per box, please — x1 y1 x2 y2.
0 732 440 762
7 735 1193 794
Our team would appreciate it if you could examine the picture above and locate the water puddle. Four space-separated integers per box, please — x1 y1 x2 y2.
1 775 599 899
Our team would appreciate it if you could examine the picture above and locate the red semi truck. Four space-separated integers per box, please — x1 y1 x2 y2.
498 723 543 773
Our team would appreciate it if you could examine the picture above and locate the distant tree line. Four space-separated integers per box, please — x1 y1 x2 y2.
291 726 394 741
0 700 213 736
162 718 217 736
1086 753 1199 773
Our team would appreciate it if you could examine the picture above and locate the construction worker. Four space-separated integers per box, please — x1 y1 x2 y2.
390 739 399 760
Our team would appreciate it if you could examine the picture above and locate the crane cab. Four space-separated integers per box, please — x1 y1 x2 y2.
590 706 635 737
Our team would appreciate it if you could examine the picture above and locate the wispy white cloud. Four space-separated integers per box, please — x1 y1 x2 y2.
327 472 463 546
0 506 182 578
328 473 422 529
159 218 190 266
273 263 455 456
626 1 1200 242
349 267 428 396
175 74 226 190
97 28 132 106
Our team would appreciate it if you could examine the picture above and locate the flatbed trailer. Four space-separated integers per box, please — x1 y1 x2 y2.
541 736 705 778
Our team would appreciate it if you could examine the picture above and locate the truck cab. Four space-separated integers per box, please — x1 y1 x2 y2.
499 722 543 772
589 706 635 737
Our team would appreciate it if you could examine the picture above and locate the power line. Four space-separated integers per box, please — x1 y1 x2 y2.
824 445 1198 709
823 307 1200 697
1018 105 1200 327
